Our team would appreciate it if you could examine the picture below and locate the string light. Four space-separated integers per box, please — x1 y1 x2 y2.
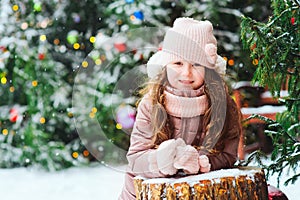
116 123 122 129
72 152 79 159
95 58 102 65
228 59 234 66
32 80 38 87
2 129 8 135
116 19 122 25
40 117 46 124
89 36 96 43
53 38 60 45
83 150 90 157
39 35 47 42
73 43 80 49
130 15 136 21
21 22 28 30
89 112 95 118
67 112 73 118
252 59 259 65
91 107 97 113
1 77 7 84
81 60 88 68
9 86 15 92
12 4 19 11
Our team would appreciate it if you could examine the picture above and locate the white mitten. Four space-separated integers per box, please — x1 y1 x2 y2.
156 139 178 175
174 145 200 174
199 155 211 173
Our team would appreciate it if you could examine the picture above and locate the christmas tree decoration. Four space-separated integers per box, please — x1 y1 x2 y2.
72 13 81 23
114 42 127 52
290 17 295 25
133 11 144 20
9 108 18 123
125 0 134 4
33 2 42 12
38 53 45 60
116 105 136 129
66 30 78 45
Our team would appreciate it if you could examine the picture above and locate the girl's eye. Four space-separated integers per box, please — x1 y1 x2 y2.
174 61 183 65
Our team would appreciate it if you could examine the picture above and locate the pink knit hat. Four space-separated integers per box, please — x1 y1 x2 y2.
147 17 226 78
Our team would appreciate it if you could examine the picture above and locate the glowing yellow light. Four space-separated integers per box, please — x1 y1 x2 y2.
228 59 234 66
89 112 95 118
40 35 47 41
89 36 96 43
39 117 46 124
116 19 123 25
223 57 228 61
72 152 79 159
252 59 259 65
32 80 38 87
67 112 73 118
95 58 102 65
91 107 97 113
2 129 8 135
9 86 15 92
83 150 90 157
116 123 122 129
12 5 19 11
1 77 7 84
82 61 88 68
21 22 28 30
130 15 136 21
73 43 80 49
53 38 60 45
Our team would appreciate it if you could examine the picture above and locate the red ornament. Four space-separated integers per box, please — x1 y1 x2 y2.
38 53 45 60
250 43 256 51
268 184 288 200
9 108 18 123
0 46 7 52
290 17 295 25
114 43 127 52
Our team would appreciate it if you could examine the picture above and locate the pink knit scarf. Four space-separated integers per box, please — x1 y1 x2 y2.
163 86 208 118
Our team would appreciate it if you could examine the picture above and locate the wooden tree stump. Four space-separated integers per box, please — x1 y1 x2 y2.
134 166 268 200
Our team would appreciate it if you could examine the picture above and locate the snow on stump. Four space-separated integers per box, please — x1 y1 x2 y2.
134 166 268 200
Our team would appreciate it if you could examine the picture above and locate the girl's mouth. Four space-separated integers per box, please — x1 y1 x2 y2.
179 80 194 84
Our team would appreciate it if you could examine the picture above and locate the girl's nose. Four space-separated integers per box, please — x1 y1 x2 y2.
181 62 193 76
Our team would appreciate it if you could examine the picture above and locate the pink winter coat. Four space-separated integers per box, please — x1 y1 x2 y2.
119 88 242 200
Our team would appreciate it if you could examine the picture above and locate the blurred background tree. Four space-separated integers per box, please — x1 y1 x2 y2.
0 0 273 170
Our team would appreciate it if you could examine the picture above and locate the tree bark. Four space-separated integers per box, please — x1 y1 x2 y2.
134 167 268 200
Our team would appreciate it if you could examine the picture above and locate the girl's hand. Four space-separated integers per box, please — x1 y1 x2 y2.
155 139 178 175
199 155 211 173
174 145 200 174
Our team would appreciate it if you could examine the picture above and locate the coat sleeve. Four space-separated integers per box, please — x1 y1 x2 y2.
126 96 166 178
200 96 242 171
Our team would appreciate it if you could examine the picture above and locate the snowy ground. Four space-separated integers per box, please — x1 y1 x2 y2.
0 161 299 200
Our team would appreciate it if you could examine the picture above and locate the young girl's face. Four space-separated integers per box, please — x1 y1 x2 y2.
166 60 205 90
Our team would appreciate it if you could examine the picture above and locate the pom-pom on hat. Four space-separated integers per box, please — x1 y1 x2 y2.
147 17 226 78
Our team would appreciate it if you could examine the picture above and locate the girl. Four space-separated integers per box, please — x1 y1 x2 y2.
119 17 242 199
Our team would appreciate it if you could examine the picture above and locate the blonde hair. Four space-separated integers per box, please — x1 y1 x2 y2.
138 67 230 149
